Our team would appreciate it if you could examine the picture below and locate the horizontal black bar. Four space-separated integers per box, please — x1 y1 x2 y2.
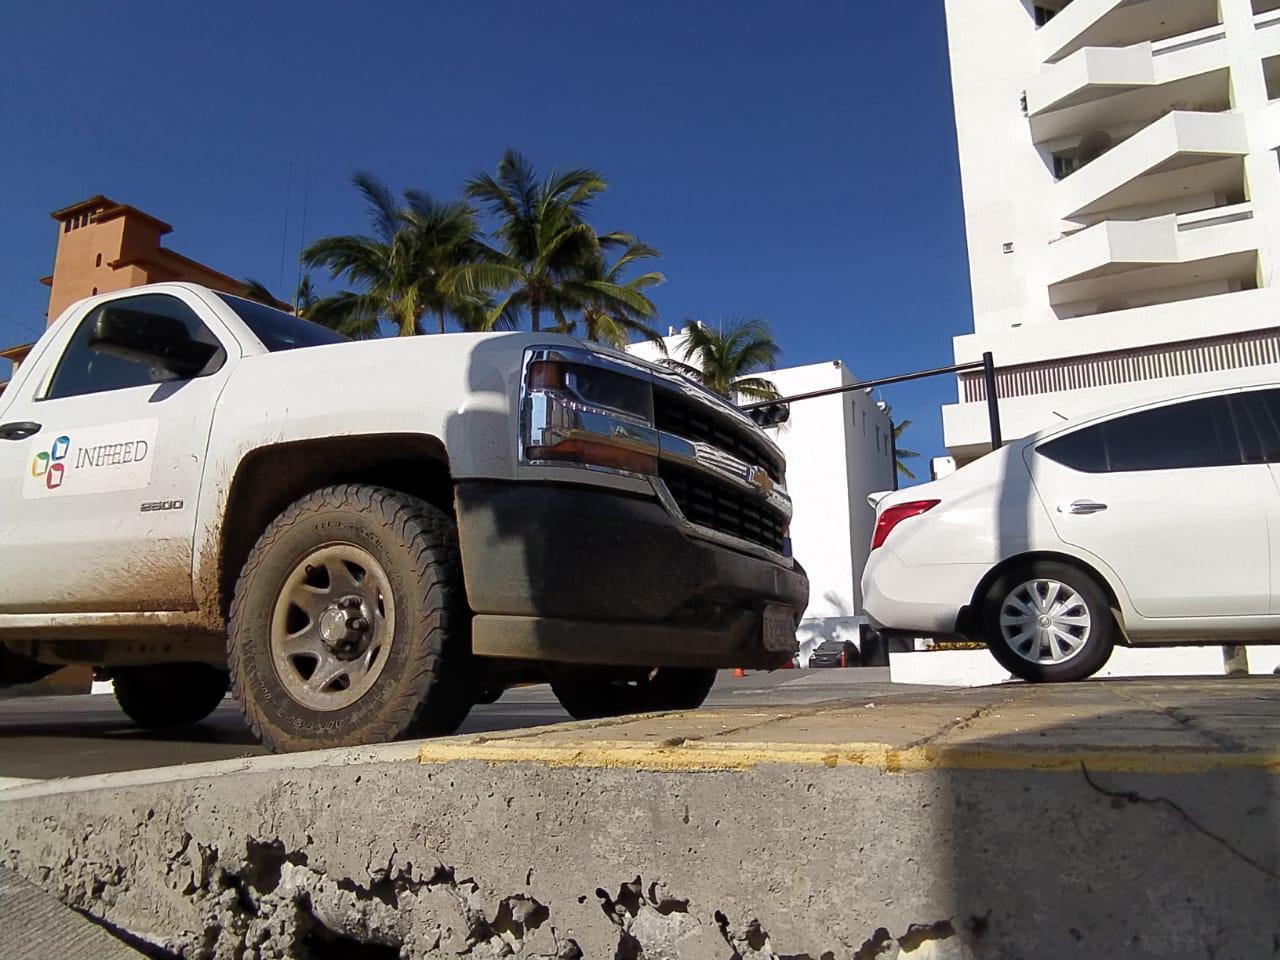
739 360 986 411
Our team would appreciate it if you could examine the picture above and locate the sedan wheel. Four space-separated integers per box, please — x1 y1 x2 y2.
980 561 1114 683
998 578 1091 666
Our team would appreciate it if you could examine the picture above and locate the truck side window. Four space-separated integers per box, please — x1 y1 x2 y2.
44 294 224 401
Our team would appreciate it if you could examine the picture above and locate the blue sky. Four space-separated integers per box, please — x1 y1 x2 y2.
0 2 971 471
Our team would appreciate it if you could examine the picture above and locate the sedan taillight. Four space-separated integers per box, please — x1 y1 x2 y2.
871 499 940 550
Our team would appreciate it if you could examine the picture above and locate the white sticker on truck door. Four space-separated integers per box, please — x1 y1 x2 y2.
23 419 159 499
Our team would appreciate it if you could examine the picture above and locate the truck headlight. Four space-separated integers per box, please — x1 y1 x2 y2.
521 347 659 476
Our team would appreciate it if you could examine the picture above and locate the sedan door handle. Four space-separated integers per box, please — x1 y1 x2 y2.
0 421 40 441
1062 499 1108 515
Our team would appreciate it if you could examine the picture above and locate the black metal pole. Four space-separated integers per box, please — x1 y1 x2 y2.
889 414 899 492
739 359 986 411
983 351 1002 449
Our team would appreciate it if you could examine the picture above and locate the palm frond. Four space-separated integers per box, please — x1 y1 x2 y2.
240 277 278 306
442 262 523 298
351 171 402 243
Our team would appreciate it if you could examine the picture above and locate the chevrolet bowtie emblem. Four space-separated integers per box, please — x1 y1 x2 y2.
748 465 774 495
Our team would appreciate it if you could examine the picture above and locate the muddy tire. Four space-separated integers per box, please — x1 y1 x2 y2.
114 663 229 727
228 484 475 753
549 666 717 721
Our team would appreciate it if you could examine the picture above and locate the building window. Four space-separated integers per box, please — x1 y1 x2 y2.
1032 2 1071 26
91 287 98 295
1053 152 1079 180
63 221 71 234
95 253 102 267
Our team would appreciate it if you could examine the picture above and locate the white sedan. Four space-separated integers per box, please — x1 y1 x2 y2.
862 383 1280 682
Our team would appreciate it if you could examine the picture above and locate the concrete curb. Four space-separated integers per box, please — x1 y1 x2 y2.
1 679 1276 959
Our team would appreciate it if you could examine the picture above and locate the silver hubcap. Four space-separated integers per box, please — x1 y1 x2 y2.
999 579 1091 665
270 544 396 711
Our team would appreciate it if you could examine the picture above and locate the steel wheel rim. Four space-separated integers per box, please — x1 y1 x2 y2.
269 544 396 712
999 578 1091 666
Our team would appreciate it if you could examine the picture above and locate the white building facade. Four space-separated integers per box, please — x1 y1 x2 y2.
628 337 895 658
943 0 1280 463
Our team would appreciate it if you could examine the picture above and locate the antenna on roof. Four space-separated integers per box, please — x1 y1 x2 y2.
295 150 312 297
278 160 294 290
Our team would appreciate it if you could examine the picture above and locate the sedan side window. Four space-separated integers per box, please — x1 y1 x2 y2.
1228 389 1280 464
1040 395 1243 473
44 294 224 401
1037 423 1107 473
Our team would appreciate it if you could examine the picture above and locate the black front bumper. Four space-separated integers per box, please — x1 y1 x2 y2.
455 480 809 669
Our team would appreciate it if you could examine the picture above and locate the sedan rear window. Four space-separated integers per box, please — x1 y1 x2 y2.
1039 395 1242 473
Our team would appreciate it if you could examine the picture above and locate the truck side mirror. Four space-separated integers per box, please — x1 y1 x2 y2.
88 307 221 379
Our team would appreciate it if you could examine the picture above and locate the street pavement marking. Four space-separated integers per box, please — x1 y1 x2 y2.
417 739 1280 775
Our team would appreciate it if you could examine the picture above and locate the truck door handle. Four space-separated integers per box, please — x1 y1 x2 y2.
0 421 40 441
1062 500 1107 515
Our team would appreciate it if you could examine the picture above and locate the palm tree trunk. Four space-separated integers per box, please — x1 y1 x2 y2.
437 308 446 335
530 300 541 333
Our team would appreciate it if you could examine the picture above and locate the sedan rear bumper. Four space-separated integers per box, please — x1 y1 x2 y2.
861 548 989 638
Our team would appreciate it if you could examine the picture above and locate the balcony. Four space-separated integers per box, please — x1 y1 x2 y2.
1054 111 1247 222
1040 0 1221 64
1049 205 1259 318
1026 33 1228 144
1047 203 1257 285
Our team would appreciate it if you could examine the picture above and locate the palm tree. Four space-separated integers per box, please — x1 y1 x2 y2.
239 275 323 319
664 318 781 401
553 235 665 349
302 172 486 337
882 403 923 480
443 150 646 332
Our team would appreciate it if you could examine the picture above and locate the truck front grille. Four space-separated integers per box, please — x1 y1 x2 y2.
654 390 783 482
659 461 787 555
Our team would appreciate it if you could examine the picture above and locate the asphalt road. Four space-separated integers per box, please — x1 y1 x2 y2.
0 668 928 781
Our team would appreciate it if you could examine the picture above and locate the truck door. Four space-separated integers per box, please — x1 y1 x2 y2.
0 290 236 613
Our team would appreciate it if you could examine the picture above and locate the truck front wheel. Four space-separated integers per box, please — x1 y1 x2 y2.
548 666 717 720
228 485 475 752
114 664 229 727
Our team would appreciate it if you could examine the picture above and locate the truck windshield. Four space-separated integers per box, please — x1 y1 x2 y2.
216 293 349 352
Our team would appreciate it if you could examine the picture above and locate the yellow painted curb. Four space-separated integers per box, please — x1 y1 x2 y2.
418 739 1280 776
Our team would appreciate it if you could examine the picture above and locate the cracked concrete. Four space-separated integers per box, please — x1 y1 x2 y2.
0 678 1276 958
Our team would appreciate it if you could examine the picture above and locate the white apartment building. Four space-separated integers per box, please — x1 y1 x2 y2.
628 335 895 659
943 0 1280 463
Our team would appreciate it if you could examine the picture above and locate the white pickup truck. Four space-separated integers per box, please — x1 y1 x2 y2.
0 283 807 751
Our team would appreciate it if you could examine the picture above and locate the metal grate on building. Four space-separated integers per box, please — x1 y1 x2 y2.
961 327 1280 402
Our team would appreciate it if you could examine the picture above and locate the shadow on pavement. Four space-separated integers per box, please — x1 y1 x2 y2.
921 676 1279 958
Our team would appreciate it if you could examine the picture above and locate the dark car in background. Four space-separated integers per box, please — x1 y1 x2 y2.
807 638 860 669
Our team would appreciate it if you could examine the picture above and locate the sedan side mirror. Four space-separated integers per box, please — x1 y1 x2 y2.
88 307 220 379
